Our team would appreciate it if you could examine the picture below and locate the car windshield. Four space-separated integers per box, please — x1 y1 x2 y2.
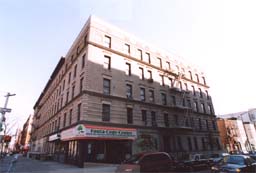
210 154 220 158
123 153 142 164
223 156 245 165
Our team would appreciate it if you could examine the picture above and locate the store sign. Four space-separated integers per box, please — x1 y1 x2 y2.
61 124 137 141
48 133 60 141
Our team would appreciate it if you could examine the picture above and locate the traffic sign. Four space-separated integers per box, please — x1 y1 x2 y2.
0 107 12 113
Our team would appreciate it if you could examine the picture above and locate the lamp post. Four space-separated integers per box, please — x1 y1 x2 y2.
0 92 16 155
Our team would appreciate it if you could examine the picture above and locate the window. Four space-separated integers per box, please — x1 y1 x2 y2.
184 83 188 91
189 71 193 80
151 111 157 127
102 104 110 121
82 54 86 68
103 78 110 95
171 96 176 106
69 109 72 125
137 49 143 60
192 86 196 96
205 120 209 130
104 55 111 70
212 120 216 130
199 88 203 98
177 136 183 151
149 90 154 102
127 107 133 124
142 110 147 124
74 64 77 78
77 103 81 122
104 35 111 48
126 84 132 99
194 101 198 112
58 117 61 130
194 137 198 151
201 103 206 113
125 63 131 76
139 67 144 80
147 70 153 81
161 93 167 105
164 113 169 127
62 80 65 91
174 115 179 125
202 137 206 150
208 104 213 114
196 74 200 83
179 81 182 90
199 118 202 130
71 85 75 99
166 61 170 70
63 113 67 127
140 88 145 101
202 76 206 85
68 72 71 84
187 99 191 108
169 78 173 87
124 43 130 54
160 75 165 86
145 53 151 63
187 137 192 151
84 34 87 45
66 91 69 104
157 57 162 68
206 90 209 99
80 77 84 93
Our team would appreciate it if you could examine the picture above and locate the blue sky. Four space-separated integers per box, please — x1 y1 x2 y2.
1 0 256 134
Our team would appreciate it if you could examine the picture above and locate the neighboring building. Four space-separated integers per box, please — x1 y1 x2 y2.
19 115 34 152
31 16 221 167
244 122 256 151
217 118 247 153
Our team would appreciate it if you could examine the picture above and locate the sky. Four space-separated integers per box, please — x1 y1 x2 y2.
1 0 256 134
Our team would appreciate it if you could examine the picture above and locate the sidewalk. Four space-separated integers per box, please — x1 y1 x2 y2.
1 155 118 173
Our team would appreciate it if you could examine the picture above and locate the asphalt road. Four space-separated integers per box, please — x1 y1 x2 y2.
0 154 211 173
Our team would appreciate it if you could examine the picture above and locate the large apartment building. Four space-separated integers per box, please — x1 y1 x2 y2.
31 16 221 167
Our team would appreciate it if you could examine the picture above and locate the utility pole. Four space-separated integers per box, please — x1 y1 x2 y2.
0 92 16 155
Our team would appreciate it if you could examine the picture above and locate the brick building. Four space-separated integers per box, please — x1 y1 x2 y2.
31 16 221 167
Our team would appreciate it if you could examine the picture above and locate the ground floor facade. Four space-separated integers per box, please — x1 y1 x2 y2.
31 122 222 167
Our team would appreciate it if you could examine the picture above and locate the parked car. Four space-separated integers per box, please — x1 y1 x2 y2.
115 152 176 173
249 154 256 161
209 153 230 164
175 153 212 172
211 155 256 173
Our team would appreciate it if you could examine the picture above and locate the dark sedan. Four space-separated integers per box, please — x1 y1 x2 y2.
211 155 256 173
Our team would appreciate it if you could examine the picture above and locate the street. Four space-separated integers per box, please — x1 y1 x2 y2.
0 154 211 173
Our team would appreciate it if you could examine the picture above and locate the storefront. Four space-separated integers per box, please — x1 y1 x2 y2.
60 124 137 167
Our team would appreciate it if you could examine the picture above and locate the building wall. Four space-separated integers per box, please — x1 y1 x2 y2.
31 16 221 159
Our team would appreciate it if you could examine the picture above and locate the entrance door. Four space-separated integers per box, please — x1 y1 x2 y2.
106 140 132 163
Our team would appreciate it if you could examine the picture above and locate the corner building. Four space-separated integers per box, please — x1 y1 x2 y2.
31 16 221 167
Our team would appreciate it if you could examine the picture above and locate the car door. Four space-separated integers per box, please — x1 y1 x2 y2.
140 155 157 172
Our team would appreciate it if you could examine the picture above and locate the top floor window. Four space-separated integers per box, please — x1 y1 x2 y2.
145 53 151 64
124 44 130 54
158 57 162 68
196 74 200 83
166 61 170 70
202 77 206 85
137 49 143 60
189 71 193 80
104 35 111 48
